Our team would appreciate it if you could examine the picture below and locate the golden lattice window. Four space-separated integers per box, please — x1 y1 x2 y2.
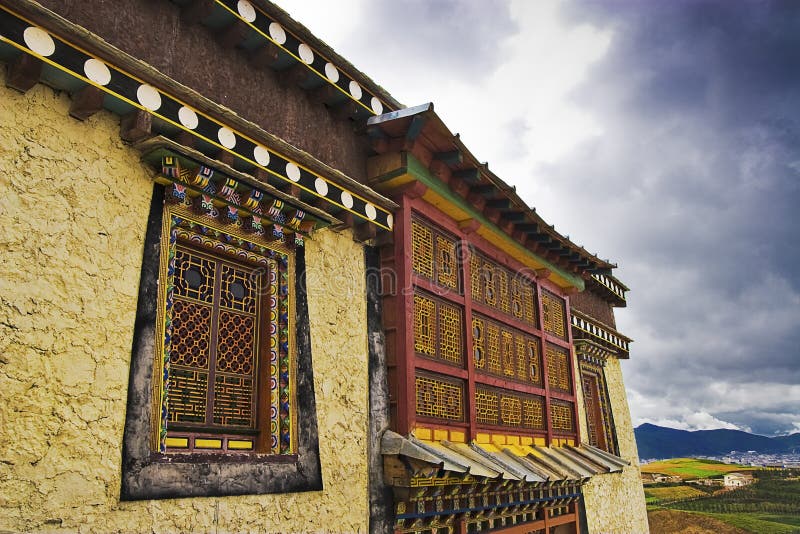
413 291 464 366
411 217 461 292
550 400 575 432
546 344 572 394
415 372 465 422
541 290 567 339
472 314 542 387
475 385 545 430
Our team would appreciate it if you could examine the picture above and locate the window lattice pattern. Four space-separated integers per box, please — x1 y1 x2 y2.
541 290 567 339
546 344 571 394
413 292 464 365
472 314 542 386
550 400 575 432
169 368 209 423
436 236 458 290
415 373 464 421
470 253 537 326
413 294 436 357
213 375 254 426
475 385 545 430
411 217 461 292
220 264 256 313
216 311 255 374
439 301 463 364
174 248 215 303
170 300 211 369
411 220 434 279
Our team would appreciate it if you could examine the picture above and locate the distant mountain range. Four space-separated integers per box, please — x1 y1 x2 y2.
634 423 800 459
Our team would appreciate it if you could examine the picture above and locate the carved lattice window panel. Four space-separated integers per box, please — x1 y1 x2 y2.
158 205 293 455
475 385 545 430
413 291 464 366
541 289 567 339
168 245 261 431
472 314 542 387
546 344 572 394
550 400 575 432
470 253 537 327
411 217 461 292
415 372 465 422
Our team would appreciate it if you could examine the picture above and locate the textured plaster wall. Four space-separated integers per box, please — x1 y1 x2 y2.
574 355 649 533
0 82 369 532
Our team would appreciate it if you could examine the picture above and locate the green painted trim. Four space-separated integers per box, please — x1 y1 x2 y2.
406 154 585 290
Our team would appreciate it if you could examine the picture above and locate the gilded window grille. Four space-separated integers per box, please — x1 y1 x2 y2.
413 294 437 357
475 385 545 430
438 301 463 365
472 317 486 370
541 290 567 339
550 400 575 432
483 263 497 307
436 235 459 291
415 372 465 422
498 269 510 314
472 313 542 387
470 253 482 302
546 344 571 394
411 219 434 279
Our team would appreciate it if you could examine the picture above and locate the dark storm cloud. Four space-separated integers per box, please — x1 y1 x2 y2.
340 0 516 85
548 0 800 434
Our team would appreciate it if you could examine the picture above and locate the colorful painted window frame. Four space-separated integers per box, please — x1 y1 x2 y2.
153 201 296 455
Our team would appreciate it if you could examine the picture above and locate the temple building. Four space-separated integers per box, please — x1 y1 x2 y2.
0 1 648 532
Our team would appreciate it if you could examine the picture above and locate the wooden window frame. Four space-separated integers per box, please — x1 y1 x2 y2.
384 194 581 444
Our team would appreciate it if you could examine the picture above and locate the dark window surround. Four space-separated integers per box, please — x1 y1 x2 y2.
121 185 322 500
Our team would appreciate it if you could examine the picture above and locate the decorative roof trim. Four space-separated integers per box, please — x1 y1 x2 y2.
182 0 400 117
570 310 632 358
0 2 396 230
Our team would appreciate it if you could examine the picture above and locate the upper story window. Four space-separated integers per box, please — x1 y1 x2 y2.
383 208 579 444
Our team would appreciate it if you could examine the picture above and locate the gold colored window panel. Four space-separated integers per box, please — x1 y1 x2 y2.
546 344 571 394
470 254 482 302
475 387 499 426
438 302 463 365
472 317 486 370
486 322 501 375
413 294 436 357
415 373 464 422
501 329 515 377
498 269 510 314
436 235 458 290
472 313 542 387
475 386 545 430
483 263 497 307
411 220 434 279
542 290 567 339
550 401 575 432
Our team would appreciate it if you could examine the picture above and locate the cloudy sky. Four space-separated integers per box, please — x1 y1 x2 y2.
274 0 800 436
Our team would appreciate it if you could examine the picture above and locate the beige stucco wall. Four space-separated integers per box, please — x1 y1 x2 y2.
0 82 369 532
574 355 649 533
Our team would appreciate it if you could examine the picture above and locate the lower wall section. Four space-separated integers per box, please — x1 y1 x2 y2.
0 83 369 531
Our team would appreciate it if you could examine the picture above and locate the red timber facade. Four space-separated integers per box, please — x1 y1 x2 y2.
369 106 633 534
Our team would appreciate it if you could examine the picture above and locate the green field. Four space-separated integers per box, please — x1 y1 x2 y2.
641 457 754 479
644 484 709 504
648 470 800 533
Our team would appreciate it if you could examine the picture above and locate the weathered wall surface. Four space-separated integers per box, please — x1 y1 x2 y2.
0 82 369 532
574 356 649 533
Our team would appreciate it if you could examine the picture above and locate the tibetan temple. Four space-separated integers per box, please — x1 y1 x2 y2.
0 1 649 532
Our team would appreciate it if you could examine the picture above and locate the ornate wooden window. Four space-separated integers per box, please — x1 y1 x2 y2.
578 357 618 455
385 206 579 444
155 202 294 455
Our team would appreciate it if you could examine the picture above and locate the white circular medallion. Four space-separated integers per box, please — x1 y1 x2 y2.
177 106 199 129
340 190 354 209
136 84 162 111
324 63 339 83
286 162 301 182
269 22 287 44
217 127 237 149
237 0 257 22
23 27 55 57
83 58 111 86
298 43 314 64
371 96 383 115
349 81 362 100
314 178 328 196
365 203 377 221
386 214 394 229
253 145 270 166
